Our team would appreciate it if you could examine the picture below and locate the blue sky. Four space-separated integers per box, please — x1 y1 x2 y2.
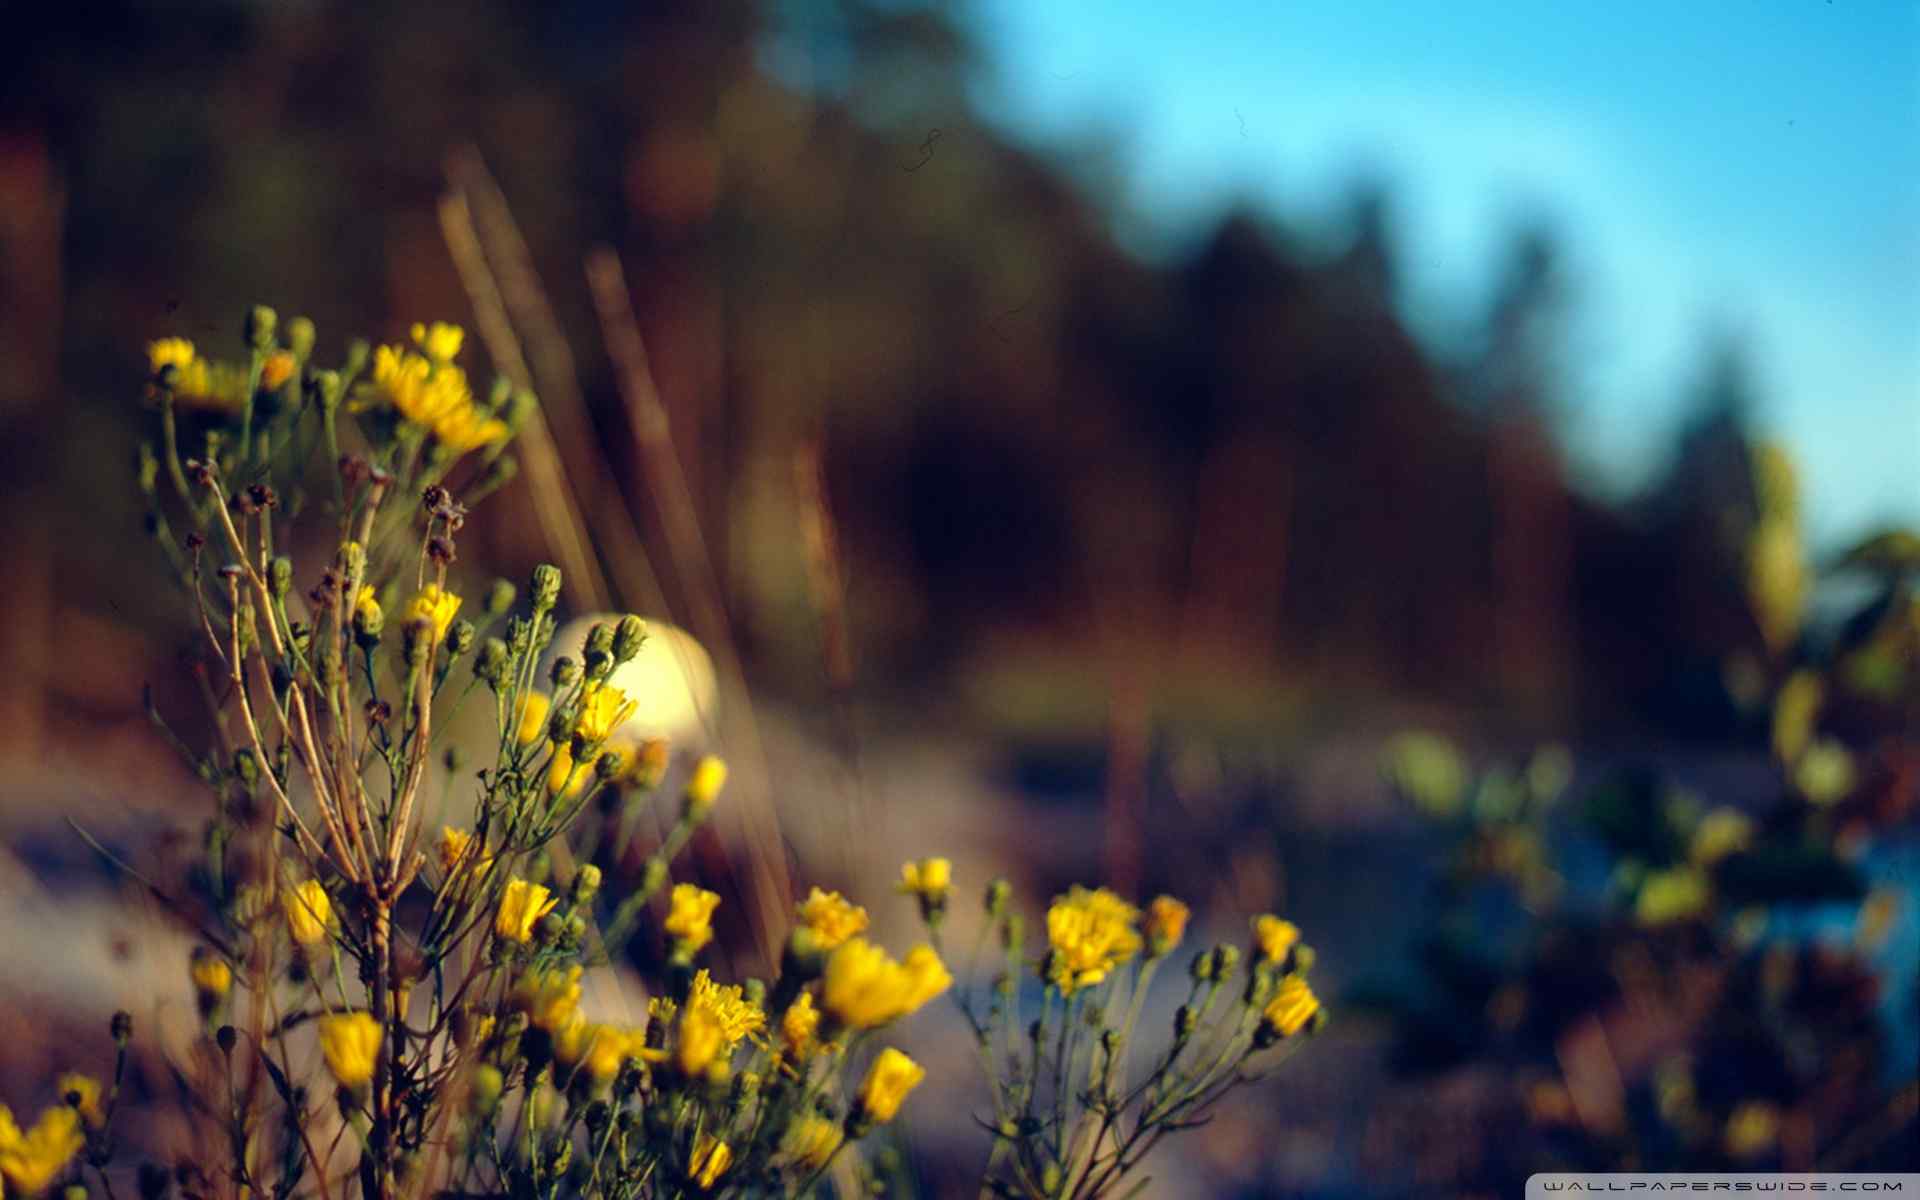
965 0 1918 546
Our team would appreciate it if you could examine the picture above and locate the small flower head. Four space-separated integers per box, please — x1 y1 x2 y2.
796 888 869 951
575 683 637 744
0 1103 85 1196
410 321 466 364
1251 914 1300 965
513 964 584 1032
259 350 297 392
684 970 766 1047
317 1012 382 1088
437 826 492 880
781 1113 843 1170
684 755 728 820
189 947 232 1005
689 1133 733 1190
664 884 722 954
405 583 462 644
1144 895 1190 957
515 691 554 747
283 880 335 948
780 991 821 1062
1045 886 1142 993
359 344 506 453
495 878 559 944
148 338 196 376
821 938 952 1030
898 857 952 907
56 1075 102 1130
352 585 384 639
854 1047 925 1126
675 1008 725 1077
1690 807 1755 866
1259 973 1322 1042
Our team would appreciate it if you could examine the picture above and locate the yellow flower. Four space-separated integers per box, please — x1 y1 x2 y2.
685 755 728 816
259 350 296 392
283 880 334 947
437 826 492 879
189 947 232 999
148 338 196 374
513 964 583 1032
821 938 952 1029
515 691 554 746
675 1008 724 1076
405 583 461 643
781 1113 843 1170
796 888 869 951
1144 895 1190 956
1261 973 1321 1038
1636 867 1711 926
898 857 952 904
317 1013 382 1088
0 1103 85 1196
689 1133 733 1190
55 1076 101 1130
495 878 558 943
410 321 466 364
684 970 765 1047
1690 808 1755 866
780 992 821 1061
664 884 722 953
1795 739 1856 805
554 1020 655 1086
1045 886 1142 993
353 585 383 633
855 1048 925 1125
1252 914 1300 965
576 683 638 743
546 742 592 801
360 345 507 453
1725 1100 1780 1159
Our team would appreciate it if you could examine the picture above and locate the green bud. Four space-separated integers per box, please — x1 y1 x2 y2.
1190 950 1214 984
1293 944 1317 974
583 622 614 680
344 339 369 377
570 864 602 905
531 564 562 613
641 856 668 897
550 656 579 689
287 316 316 361
244 305 277 351
985 877 1011 917
1001 912 1024 954
268 556 293 600
612 615 646 664
447 619 476 657
232 748 260 788
594 748 624 780
469 1064 504 1115
1174 1004 1197 1040
507 388 539 433
485 578 516 617
474 637 509 688
1214 943 1241 978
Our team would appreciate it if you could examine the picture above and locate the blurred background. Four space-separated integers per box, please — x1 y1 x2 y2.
1 1 1915 1196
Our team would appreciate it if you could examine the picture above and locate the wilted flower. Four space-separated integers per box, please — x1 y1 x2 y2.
854 1048 925 1125
317 1013 382 1088
495 879 558 944
1045 886 1141 993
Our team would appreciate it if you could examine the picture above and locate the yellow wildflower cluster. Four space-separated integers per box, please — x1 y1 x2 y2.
357 336 507 454
682 970 766 1048
796 887 869 950
821 937 952 1029
147 338 251 410
1044 885 1142 992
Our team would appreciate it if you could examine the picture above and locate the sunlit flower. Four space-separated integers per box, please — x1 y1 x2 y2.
515 691 554 746
0 1103 85 1195
55 1075 101 1130
189 947 232 1000
821 938 951 1030
1144 895 1190 957
796 888 869 951
410 321 466 364
684 969 765 1047
317 1013 382 1088
359 345 507 453
405 583 461 643
664 884 721 953
513 964 583 1032
855 1048 925 1125
898 857 952 905
283 880 335 947
1251 914 1300 965
1261 973 1321 1039
495 878 558 943
1045 886 1141 993
781 1113 843 1170
689 1133 733 1190
780 991 821 1061
576 683 637 743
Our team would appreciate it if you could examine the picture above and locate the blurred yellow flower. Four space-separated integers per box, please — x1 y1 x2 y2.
148 338 195 374
1251 914 1300 964
1636 867 1711 926
1261 973 1321 1039
189 947 232 999
1690 808 1755 866
1045 886 1141 993
353 585 382 631
780 991 821 1061
1794 739 1856 805
546 742 592 801
513 964 583 1032
555 1019 655 1086
515 691 554 746
685 755 728 816
1771 670 1823 764
495 879 558 944
259 350 296 392
283 880 334 947
1748 517 1809 655
689 1133 733 1190
664 884 722 953
317 1012 382 1088
55 1075 101 1130
410 321 466 364
0 1103 85 1196
796 888 869 951
437 826 492 879
675 1008 724 1076
406 584 461 643
898 857 951 904
576 683 638 743
781 1113 842 1170
1144 895 1189 956
1724 1100 1780 1159
821 938 951 1029
855 1048 925 1124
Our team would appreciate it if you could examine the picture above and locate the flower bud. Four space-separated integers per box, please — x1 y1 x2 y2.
287 316 316 361
474 637 509 688
531 564 562 613
985 878 1011 918
1189 951 1214 984
549 656 579 689
470 1064 504 1115
244 305 277 351
683 755 728 822
611 614 646 664
583 622 614 680
485 578 516 617
570 863 602 906
268 556 293 600
447 619 476 658
1174 1004 1197 1040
